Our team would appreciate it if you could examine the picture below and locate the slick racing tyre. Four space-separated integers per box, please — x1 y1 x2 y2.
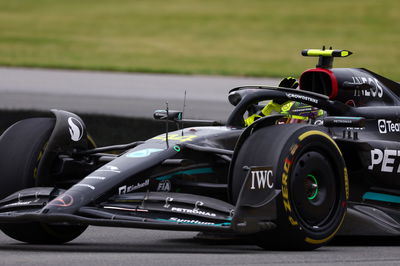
0 223 87 244
0 118 88 244
231 124 348 250
0 118 55 199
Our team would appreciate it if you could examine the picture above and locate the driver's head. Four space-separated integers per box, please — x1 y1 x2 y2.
277 101 324 124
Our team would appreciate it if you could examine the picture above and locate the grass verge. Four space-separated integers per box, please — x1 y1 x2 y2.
0 0 399 79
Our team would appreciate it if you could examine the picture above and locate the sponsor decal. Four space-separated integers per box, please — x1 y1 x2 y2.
126 148 163 158
85 176 106 180
368 148 400 173
96 165 121 173
171 207 216 217
158 217 231 226
281 158 298 226
290 144 299 156
377 119 400 134
4 201 32 208
164 197 174 208
333 119 354 124
194 201 203 211
157 180 171 192
345 99 356 107
152 134 197 142
73 183 95 190
49 194 74 207
285 93 318 104
169 217 215 226
314 120 324 125
118 179 150 194
351 76 383 98
250 168 274 190
344 167 349 200
378 119 387 133
68 117 84 142
103 206 149 212
290 107 313 114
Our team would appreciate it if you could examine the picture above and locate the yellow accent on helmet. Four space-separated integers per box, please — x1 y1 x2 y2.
287 115 309 121
281 102 295 112
317 109 325 117
261 100 290 116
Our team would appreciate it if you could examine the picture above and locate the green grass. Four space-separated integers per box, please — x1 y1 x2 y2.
0 0 400 79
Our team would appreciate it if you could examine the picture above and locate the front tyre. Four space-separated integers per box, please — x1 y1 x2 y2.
0 118 88 244
231 125 348 250
1 223 87 244
0 118 55 199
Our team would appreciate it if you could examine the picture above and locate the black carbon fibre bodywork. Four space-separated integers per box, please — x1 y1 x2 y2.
1 56 400 244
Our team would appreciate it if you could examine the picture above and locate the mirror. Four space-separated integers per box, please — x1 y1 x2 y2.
153 110 182 121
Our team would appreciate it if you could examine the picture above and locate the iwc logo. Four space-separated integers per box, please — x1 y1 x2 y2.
250 167 274 190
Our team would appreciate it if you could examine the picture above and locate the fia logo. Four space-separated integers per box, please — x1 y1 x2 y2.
250 168 274 189
157 180 171 192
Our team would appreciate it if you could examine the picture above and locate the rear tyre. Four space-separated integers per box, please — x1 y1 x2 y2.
231 124 348 250
0 118 87 244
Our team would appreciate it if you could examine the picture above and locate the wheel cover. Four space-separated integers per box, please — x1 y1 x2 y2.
291 151 338 229
305 174 319 200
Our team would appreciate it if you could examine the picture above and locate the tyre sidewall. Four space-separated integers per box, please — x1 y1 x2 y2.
230 124 348 250
274 128 348 248
0 118 55 199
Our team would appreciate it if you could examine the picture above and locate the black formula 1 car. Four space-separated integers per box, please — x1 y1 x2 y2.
0 49 399 250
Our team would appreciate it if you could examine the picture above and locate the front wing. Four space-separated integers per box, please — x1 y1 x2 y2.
0 168 279 235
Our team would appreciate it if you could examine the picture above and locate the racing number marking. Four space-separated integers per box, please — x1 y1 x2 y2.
152 134 197 142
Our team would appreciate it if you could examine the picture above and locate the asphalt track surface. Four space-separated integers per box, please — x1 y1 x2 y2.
0 67 279 121
0 68 400 265
1 227 400 266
